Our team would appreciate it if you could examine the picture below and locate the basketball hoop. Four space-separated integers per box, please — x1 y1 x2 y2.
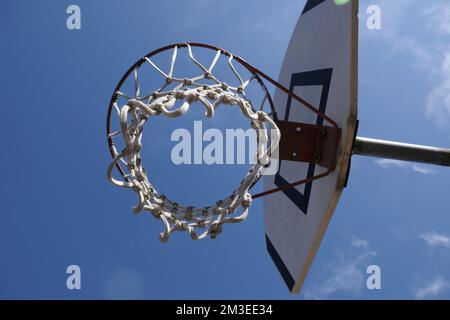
107 43 282 241
106 43 340 241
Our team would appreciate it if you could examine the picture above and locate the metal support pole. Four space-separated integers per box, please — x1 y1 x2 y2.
353 137 450 167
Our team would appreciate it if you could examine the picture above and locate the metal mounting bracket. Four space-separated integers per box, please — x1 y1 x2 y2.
276 121 341 171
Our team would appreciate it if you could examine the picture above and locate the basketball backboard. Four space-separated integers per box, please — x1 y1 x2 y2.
264 0 359 294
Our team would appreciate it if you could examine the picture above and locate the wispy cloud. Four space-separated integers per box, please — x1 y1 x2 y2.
425 53 450 126
419 232 450 248
365 1 450 126
304 237 376 300
351 237 377 256
411 165 435 175
351 237 369 248
414 277 449 299
375 159 435 175
376 159 409 169
423 3 450 35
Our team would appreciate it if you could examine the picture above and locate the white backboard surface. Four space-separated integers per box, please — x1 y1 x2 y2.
264 0 358 294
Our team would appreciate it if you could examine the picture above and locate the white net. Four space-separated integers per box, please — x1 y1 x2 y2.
107 44 280 241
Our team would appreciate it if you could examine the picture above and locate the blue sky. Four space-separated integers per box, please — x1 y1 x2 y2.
1 0 450 299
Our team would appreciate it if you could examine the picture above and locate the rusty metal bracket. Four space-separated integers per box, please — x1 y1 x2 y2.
276 121 341 171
